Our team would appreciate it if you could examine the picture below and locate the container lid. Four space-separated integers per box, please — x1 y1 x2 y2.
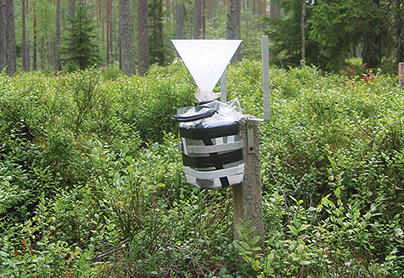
171 39 242 102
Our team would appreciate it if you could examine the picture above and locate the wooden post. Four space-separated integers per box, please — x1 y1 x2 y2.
232 116 265 248
399 62 404 87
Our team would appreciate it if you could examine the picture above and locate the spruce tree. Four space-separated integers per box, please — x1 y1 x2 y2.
59 0 101 71
148 0 165 66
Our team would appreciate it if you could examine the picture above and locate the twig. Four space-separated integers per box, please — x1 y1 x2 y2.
92 246 125 261
267 167 292 223
159 241 212 276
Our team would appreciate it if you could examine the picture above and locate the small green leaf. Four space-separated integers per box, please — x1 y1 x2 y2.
233 242 246 254
289 225 299 236
300 260 311 266
239 241 251 251
335 187 341 198
247 226 256 235
250 236 260 245
0 251 8 258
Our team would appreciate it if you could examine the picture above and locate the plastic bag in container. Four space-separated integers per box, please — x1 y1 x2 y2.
173 99 244 189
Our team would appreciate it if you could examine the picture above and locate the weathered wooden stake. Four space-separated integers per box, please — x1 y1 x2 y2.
232 35 268 250
399 62 404 87
232 117 265 248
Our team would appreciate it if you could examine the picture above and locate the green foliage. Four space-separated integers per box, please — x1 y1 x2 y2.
100 65 122 81
59 0 101 71
1 61 404 276
265 0 321 68
148 0 166 66
308 0 390 70
233 218 262 275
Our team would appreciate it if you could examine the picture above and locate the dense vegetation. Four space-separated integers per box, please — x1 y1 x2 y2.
1 61 403 277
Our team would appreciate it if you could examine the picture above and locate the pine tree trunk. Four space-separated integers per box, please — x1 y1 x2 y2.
301 0 305 61
202 0 206 39
362 0 381 68
175 2 184 39
252 0 255 16
109 0 113 64
270 1 280 20
226 0 241 62
226 0 235 39
0 0 6 72
137 0 149 75
101 0 104 44
106 0 110 64
212 0 216 29
119 0 136 75
194 0 202 39
235 0 241 60
55 0 61 71
6 0 16 76
207 0 211 20
395 0 403 65
33 0 37 70
22 0 27 71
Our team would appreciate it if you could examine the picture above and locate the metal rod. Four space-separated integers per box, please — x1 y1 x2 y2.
220 38 227 102
262 35 270 121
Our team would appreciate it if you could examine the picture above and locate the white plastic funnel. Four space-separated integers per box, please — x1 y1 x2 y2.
172 39 242 102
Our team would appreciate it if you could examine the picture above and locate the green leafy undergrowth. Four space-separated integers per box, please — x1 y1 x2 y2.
1 61 404 276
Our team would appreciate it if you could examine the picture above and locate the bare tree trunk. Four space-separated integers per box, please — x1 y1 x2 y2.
301 0 306 61
252 0 255 16
109 0 113 64
194 0 202 39
55 0 61 71
106 0 110 64
207 0 211 20
33 0 37 70
101 0 104 43
270 0 280 20
0 0 6 72
6 0 16 76
119 0 136 75
226 0 235 39
212 0 216 29
22 0 28 71
235 0 241 60
24 0 30 71
113 1 117 64
363 0 381 68
226 0 241 62
138 0 149 75
202 0 206 39
175 2 184 39
97 0 100 24
395 0 403 65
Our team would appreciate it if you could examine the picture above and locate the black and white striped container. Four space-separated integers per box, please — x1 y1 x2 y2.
173 100 244 189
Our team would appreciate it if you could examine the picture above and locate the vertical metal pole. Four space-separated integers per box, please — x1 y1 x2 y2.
220 69 227 102
262 35 270 121
399 62 404 88
232 117 264 248
220 38 227 102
